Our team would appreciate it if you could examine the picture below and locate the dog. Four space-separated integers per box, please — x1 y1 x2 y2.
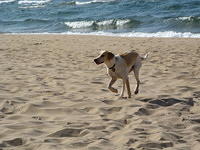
94 50 148 98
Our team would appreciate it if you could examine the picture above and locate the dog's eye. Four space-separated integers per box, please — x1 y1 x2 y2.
101 55 105 57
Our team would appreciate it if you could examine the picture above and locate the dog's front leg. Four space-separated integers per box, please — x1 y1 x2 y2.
108 78 118 93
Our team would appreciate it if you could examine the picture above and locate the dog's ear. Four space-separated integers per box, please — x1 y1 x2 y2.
107 52 114 60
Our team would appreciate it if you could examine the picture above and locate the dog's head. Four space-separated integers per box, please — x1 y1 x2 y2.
94 51 114 65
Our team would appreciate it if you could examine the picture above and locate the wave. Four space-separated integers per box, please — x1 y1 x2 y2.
64 19 133 29
65 21 94 28
63 0 117 5
18 0 51 5
4 31 200 38
18 0 51 9
19 5 46 8
19 6 45 9
176 16 200 22
166 16 200 30
24 18 51 23
0 18 51 24
0 0 15 4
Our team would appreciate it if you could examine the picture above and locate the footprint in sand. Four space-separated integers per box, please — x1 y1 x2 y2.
102 99 114 105
1 138 23 147
135 108 151 116
193 91 200 99
70 140 92 147
126 138 138 146
100 107 122 114
178 86 196 92
0 101 15 115
48 128 88 137
91 81 104 84
137 141 173 149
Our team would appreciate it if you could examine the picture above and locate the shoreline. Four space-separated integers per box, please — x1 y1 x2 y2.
1 31 200 38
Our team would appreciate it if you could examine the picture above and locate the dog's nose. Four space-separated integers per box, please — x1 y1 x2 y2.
94 59 98 64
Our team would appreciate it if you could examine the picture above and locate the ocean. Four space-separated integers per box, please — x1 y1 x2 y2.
0 0 200 37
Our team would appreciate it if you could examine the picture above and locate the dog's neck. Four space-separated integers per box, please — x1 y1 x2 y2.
104 56 116 69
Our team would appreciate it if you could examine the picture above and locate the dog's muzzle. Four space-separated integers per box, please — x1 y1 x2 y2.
94 58 101 65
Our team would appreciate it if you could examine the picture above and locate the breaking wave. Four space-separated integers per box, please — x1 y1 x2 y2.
64 19 137 29
63 0 117 5
0 0 16 4
18 0 51 5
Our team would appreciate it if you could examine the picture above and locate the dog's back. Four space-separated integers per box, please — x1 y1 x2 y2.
120 50 138 67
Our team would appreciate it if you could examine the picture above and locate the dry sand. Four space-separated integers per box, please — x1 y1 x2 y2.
0 35 200 150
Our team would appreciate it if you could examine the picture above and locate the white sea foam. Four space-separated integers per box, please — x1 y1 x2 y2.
18 0 51 9
0 0 15 4
75 1 93 5
116 19 130 26
5 31 200 38
118 31 200 38
178 17 191 21
64 19 130 28
65 21 94 28
97 20 113 26
177 16 200 21
62 31 200 38
18 0 51 5
19 5 45 8
75 0 116 5
97 19 130 26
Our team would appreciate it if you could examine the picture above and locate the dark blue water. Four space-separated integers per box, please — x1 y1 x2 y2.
0 0 200 37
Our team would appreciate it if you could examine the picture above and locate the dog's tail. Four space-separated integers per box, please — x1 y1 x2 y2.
141 52 149 61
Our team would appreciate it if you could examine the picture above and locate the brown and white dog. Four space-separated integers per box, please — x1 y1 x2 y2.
94 50 148 98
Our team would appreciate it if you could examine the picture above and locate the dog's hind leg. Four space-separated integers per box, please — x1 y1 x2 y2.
120 78 126 98
108 78 118 93
126 78 131 98
133 61 141 95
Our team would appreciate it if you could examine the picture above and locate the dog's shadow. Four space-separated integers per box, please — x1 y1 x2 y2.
139 97 194 107
131 97 195 117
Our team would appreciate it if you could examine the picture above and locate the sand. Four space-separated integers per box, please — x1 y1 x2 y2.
0 34 200 150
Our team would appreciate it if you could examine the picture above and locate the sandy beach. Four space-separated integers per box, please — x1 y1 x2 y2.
0 35 200 150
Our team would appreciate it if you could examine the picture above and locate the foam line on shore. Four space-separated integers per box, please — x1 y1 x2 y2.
3 31 200 38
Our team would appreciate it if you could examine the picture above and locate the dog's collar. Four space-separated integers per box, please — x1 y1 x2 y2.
109 64 115 72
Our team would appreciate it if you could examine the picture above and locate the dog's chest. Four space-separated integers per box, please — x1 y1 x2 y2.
107 56 128 79
108 69 121 78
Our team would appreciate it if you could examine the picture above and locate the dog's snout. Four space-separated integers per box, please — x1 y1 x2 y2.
94 57 103 65
94 58 98 64
94 58 101 65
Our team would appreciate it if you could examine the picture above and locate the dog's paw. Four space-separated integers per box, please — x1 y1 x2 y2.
134 90 139 95
119 96 127 99
111 88 118 93
119 94 125 99
113 89 118 93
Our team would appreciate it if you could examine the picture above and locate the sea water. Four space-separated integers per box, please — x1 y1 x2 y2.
0 0 200 37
